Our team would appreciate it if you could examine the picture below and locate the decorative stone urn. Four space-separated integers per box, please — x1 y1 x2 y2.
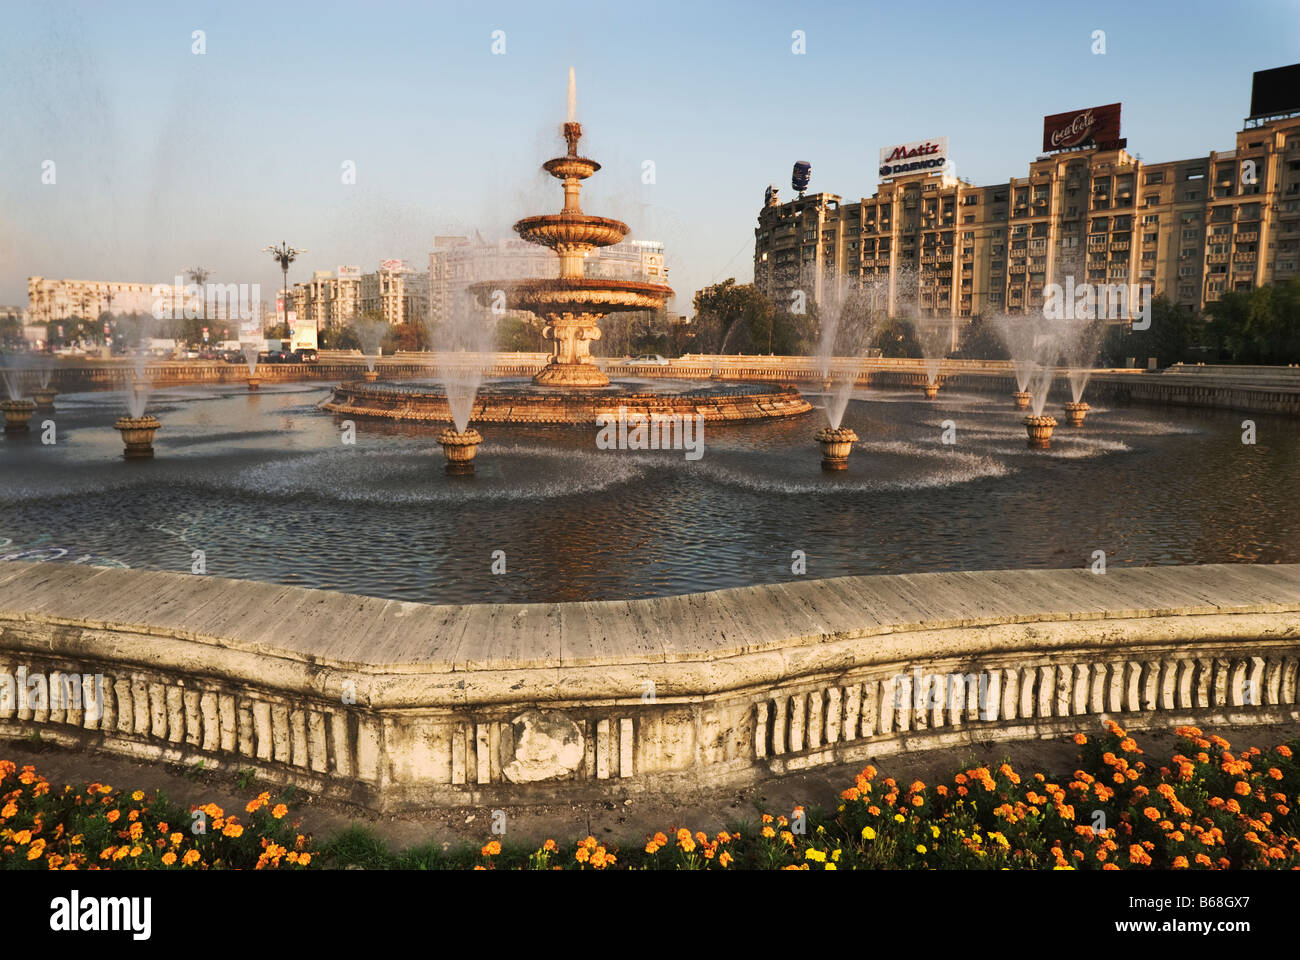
438 427 483 475
246 375 261 391
1063 401 1091 426
1 399 36 433
923 381 940 400
1012 391 1031 410
1023 415 1057 450
31 388 57 411
814 426 858 471
362 370 379 383
114 415 161 459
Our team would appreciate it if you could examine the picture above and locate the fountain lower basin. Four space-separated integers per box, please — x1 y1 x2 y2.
321 378 812 426
1023 415 1058 450
114 415 161 459
815 426 859 470
1 399 36 433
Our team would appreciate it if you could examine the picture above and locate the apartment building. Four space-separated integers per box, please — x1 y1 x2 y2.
293 261 429 330
755 80 1300 323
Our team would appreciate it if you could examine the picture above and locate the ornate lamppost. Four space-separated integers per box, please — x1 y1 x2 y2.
263 242 305 337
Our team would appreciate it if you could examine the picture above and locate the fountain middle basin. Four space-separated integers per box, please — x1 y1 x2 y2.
321 376 812 425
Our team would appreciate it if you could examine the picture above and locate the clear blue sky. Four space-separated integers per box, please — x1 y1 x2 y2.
0 0 1294 312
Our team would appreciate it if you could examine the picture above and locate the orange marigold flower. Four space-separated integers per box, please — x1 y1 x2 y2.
105 810 120 824
1276 745 1292 758
161 852 177 866
1073 734 1088 745
182 849 200 866
1143 807 1161 822
271 804 289 820
481 840 501 857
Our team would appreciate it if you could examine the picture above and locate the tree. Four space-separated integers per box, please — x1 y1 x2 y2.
693 280 781 354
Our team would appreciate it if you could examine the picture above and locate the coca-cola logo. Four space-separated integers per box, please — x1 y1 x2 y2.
1050 110 1096 148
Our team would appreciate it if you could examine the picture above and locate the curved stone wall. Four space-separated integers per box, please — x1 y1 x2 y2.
1 562 1296 810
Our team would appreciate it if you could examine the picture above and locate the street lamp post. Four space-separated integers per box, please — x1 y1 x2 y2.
263 243 305 340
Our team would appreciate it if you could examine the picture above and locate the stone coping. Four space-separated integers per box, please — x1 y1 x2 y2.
3 562 1298 807
1 561 1296 700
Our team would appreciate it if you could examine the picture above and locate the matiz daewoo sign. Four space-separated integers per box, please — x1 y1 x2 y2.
878 137 949 179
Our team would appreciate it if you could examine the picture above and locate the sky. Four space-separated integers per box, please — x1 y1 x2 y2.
0 0 1295 314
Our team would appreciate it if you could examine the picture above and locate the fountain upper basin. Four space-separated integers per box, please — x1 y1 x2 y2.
514 213 629 249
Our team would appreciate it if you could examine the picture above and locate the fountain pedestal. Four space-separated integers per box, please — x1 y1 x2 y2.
246 375 261 391
815 426 858 471
923 381 940 400
1063 401 1091 426
1013 391 1031 410
114 416 161 459
31 388 57 411
1023 415 1057 450
438 428 483 475
363 369 380 383
1 399 36 433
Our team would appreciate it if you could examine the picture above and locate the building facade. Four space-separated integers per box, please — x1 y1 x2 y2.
292 261 429 331
755 111 1300 322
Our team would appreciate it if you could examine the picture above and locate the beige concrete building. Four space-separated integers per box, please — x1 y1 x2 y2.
26 277 180 324
755 112 1300 322
293 261 428 330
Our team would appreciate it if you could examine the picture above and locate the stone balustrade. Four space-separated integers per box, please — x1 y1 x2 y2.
1 562 1297 810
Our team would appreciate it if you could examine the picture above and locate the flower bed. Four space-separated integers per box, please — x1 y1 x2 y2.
0 762 316 870
3 723 1297 869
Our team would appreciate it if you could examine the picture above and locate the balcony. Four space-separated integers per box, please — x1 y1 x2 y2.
1207 253 1229 264
1236 231 1259 242
1110 241 1130 251
1009 264 1027 274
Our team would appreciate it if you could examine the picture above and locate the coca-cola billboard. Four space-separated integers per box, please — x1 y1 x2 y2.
1041 103 1124 153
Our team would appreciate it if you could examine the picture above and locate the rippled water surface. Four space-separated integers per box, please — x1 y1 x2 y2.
1 381 1295 603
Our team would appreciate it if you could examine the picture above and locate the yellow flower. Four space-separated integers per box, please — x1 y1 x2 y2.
930 825 940 838
916 844 927 854
893 813 905 823
861 826 876 840
131 791 145 802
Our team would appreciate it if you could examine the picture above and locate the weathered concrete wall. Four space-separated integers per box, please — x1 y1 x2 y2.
1 562 1297 809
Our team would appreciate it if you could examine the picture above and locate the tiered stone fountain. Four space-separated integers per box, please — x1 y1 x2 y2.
322 70 811 431
478 81 671 389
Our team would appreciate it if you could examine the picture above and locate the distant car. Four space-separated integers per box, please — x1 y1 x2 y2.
626 354 668 366
268 349 299 364
221 349 245 364
293 348 319 363
180 348 200 360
